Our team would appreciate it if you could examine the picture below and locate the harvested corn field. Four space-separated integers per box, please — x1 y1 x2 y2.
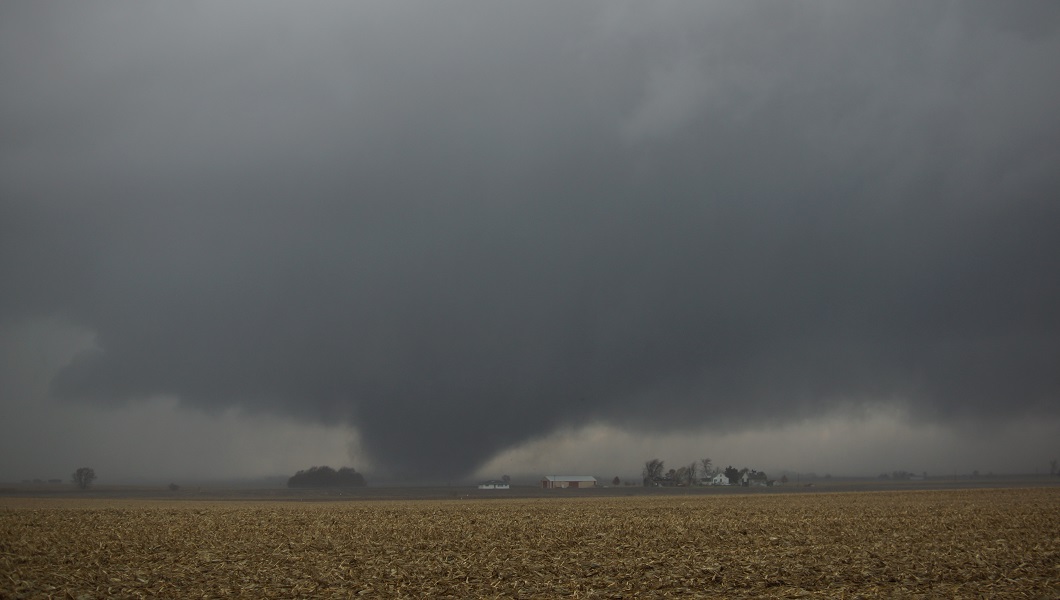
2 488 1058 598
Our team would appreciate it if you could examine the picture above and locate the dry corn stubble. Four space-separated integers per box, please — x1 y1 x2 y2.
1 488 1058 598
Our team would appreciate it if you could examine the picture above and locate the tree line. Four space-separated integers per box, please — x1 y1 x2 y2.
642 458 773 487
287 465 366 488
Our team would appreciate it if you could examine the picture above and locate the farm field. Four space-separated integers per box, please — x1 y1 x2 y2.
2 488 1057 598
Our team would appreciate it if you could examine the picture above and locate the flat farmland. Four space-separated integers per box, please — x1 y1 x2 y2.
2 488 1057 598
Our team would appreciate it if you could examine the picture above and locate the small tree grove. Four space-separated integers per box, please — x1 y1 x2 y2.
72 467 96 490
287 466 366 488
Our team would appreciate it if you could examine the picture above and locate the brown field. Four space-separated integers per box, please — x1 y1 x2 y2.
2 488 1057 598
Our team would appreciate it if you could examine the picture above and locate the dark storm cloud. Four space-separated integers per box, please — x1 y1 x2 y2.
2 2 1058 478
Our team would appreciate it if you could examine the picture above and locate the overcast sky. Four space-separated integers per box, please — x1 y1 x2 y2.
2 2 1059 484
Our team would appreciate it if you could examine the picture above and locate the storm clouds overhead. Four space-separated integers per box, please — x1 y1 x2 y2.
2 2 1059 481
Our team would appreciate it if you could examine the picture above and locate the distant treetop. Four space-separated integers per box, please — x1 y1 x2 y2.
287 466 366 488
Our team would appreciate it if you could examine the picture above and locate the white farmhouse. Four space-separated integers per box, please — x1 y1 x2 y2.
711 473 730 486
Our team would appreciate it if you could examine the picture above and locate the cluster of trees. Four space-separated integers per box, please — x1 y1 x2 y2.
22 468 97 488
287 466 366 488
878 470 922 480
72 467 96 490
642 458 711 486
643 458 773 487
643 458 722 486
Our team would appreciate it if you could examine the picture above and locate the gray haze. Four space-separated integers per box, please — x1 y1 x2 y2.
2 2 1059 481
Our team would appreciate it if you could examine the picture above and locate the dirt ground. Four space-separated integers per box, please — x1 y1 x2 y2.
2 486 1058 598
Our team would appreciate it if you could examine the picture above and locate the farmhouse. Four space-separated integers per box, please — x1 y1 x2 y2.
477 480 510 490
711 473 730 486
541 475 597 489
742 470 770 486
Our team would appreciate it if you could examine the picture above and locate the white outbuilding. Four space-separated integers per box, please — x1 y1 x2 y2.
478 480 510 490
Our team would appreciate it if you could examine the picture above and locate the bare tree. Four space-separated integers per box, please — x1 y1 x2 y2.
700 458 713 477
72 467 96 490
685 461 698 486
643 459 664 486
